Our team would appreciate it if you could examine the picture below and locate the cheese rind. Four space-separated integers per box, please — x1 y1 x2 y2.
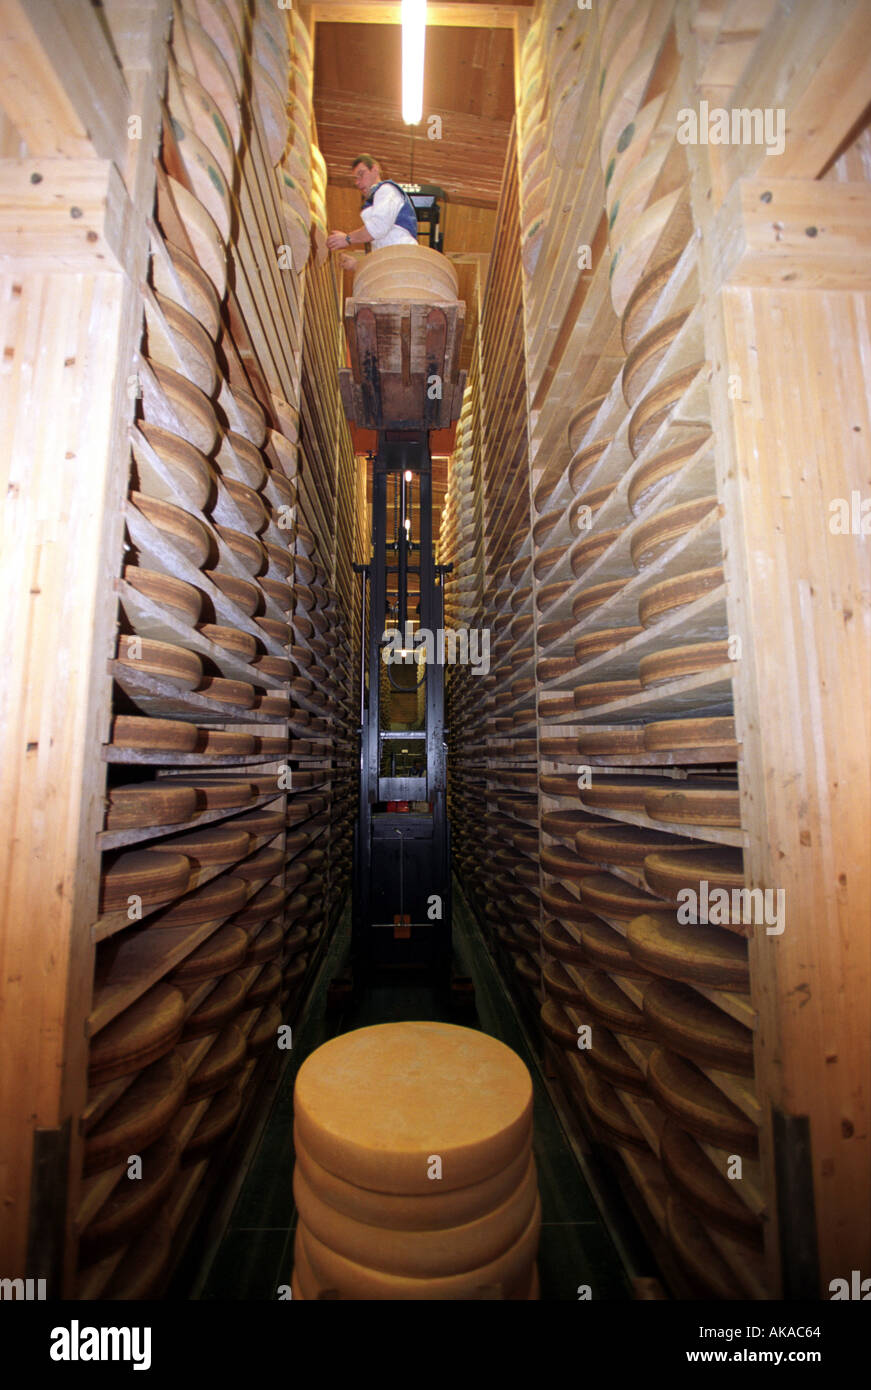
293 1023 534 1194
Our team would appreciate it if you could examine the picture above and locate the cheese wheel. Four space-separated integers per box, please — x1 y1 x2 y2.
293 1155 539 1278
148 873 248 927
148 823 252 864
78 1134 180 1259
573 678 642 709
659 1121 762 1247
574 824 695 867
83 1052 187 1175
183 1080 244 1162
627 429 713 517
647 1049 758 1154
583 1021 648 1095
171 925 249 982
579 915 650 977
579 872 666 920
296 1198 540 1300
642 845 744 905
293 1023 534 1195
541 918 587 963
88 984 185 1084
643 780 740 827
123 565 202 626
187 1023 247 1099
627 912 750 989
110 715 198 753
182 971 247 1038
104 782 198 830
99 849 191 914
641 978 754 1074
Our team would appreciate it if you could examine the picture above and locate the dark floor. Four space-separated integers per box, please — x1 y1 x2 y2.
192 884 634 1300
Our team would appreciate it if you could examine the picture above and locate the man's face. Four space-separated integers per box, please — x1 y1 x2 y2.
353 162 379 195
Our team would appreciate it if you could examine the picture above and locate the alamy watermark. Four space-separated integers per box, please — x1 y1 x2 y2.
381 622 490 676
676 879 785 936
676 102 785 157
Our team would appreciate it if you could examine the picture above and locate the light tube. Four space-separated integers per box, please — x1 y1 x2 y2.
401 0 426 126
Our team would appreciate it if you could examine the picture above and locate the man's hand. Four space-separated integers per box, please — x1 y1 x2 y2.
339 254 357 272
326 230 349 251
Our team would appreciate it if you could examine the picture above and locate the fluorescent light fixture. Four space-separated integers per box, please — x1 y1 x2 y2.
401 0 426 126
404 469 413 481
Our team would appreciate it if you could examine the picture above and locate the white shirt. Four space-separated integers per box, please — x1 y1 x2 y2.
360 183 418 249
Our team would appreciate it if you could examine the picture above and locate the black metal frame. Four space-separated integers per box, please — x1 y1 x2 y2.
352 429 451 981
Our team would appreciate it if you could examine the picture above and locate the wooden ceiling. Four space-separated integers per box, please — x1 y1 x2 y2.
312 3 528 215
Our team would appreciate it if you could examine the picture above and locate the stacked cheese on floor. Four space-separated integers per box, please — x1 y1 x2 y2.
291 1023 540 1299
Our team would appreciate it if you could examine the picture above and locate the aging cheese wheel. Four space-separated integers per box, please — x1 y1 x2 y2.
183 1080 244 1162
197 622 258 661
182 971 247 1038
573 678 642 709
542 958 585 1004
627 912 750 989
171 924 250 982
540 809 611 839
147 361 220 455
99 849 191 914
115 634 203 689
149 823 252 865
134 420 214 509
580 775 665 813
88 984 186 1084
151 238 221 339
627 430 713 517
628 363 705 458
567 395 607 452
246 918 283 963
579 915 650 977
578 968 652 1036
104 782 198 830
641 979 754 1074
232 846 283 884
294 1155 538 1279
158 778 258 811
659 1121 762 1247
122 565 202 626
621 252 683 354
569 528 621 578
78 1135 181 1259
583 1021 648 1095
540 843 600 881
622 310 691 409
293 1023 533 1195
642 845 744 905
643 716 737 756
541 918 587 963
583 1070 647 1150
216 432 269 490
246 961 282 1008
187 1023 247 1099
246 1002 283 1054
665 1197 751 1300
574 824 695 867
192 728 256 755
295 1198 541 1301
296 1134 533 1235
647 1049 758 1155
631 497 720 570
643 780 741 827
540 998 580 1048
571 576 626 621
148 872 248 928
575 727 647 757
637 567 725 627
110 715 198 753
537 577 574 612
639 640 731 688
215 524 266 576
574 625 643 663
234 883 284 927
129 492 212 569
83 1052 187 1175
194 676 256 708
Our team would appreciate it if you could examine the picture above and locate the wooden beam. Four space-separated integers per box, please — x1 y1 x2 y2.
714 178 871 291
0 159 132 271
312 1 522 27
0 0 130 166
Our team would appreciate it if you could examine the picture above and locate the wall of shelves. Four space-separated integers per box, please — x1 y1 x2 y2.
445 0 871 1300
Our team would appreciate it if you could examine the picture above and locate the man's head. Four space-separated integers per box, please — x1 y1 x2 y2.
352 155 381 196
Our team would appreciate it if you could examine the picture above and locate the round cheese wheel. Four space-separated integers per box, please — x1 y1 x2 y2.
574 624 643 664
83 1051 187 1175
293 1024 534 1195
631 497 720 570
104 782 198 830
622 310 691 407
575 727 647 756
580 775 665 813
110 715 198 753
293 1154 538 1278
567 395 607 452
88 984 185 1084
627 912 750 989
148 873 248 928
182 971 247 1038
643 715 737 755
574 824 695 867
197 622 258 661
665 1196 752 1300
643 780 740 827
99 849 191 914
183 1080 244 1162
570 528 621 578
637 566 724 627
659 1121 762 1247
647 1049 758 1154
296 1198 540 1301
573 678 642 709
584 1022 648 1095
171 925 249 982
579 872 666 920
583 1070 647 1149
78 1134 180 1260
642 845 744 904
578 969 652 1036
187 1023 247 1099
627 429 713 517
540 998 579 1049
541 918 587 963
579 915 651 977
148 823 252 864
641 978 754 1074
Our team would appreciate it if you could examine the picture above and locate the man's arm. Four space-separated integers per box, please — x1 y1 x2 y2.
326 224 372 251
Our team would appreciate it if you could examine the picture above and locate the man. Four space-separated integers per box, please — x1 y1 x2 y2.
326 155 418 264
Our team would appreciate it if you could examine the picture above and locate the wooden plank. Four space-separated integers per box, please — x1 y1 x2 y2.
0 159 132 271
714 178 871 291
0 0 129 164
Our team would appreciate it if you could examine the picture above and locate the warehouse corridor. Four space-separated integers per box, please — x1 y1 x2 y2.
1 0 869 1317
179 884 634 1301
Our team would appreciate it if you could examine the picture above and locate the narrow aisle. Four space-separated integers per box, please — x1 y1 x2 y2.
190 885 633 1301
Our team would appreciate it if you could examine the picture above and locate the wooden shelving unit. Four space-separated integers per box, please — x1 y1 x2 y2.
446 0 871 1301
0 0 356 1296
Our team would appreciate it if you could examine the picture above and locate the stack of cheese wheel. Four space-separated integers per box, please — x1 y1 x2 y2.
291 1023 540 1300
